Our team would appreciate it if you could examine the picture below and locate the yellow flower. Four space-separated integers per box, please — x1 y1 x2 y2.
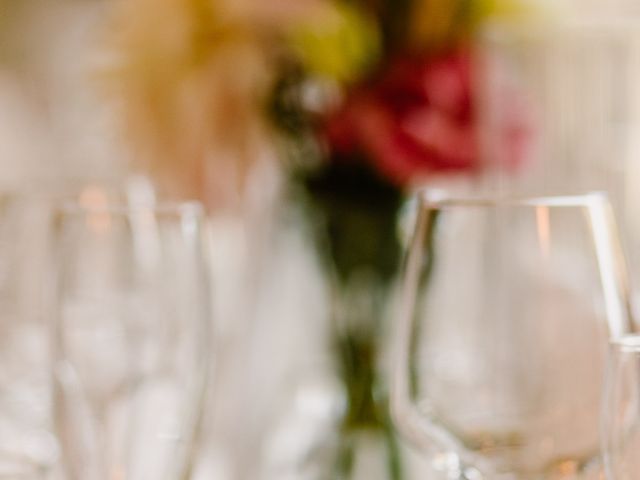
470 0 549 23
407 0 544 51
287 2 379 82
408 0 461 50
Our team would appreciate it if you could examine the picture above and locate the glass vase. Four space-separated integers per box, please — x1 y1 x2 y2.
298 161 408 480
329 272 404 480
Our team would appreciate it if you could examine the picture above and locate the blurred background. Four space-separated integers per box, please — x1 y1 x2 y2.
3 0 640 479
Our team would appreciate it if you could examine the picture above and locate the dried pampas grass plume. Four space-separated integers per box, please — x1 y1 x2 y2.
103 0 283 210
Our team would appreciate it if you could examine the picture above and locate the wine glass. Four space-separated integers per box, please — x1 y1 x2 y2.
392 192 633 479
601 335 640 480
51 198 211 480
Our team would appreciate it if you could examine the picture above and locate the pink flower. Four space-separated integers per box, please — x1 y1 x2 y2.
325 50 528 186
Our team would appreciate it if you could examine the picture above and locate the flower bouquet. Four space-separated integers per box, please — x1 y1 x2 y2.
105 0 531 478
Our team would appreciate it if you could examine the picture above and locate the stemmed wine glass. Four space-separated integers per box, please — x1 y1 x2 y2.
393 192 633 479
601 335 640 480
51 197 211 480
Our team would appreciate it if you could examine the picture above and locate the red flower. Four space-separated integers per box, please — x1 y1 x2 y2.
325 50 528 186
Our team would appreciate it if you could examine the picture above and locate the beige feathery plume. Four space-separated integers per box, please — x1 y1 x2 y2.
104 0 282 210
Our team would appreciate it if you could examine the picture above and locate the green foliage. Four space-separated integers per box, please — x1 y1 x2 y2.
303 160 403 284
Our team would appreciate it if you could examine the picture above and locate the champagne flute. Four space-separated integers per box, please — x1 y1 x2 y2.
0 194 58 479
393 192 632 479
52 198 211 480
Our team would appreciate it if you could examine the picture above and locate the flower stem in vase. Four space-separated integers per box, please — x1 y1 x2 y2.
303 162 405 480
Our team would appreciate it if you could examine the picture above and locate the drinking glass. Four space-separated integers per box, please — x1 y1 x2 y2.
601 335 640 480
0 194 58 479
52 199 211 480
477 18 640 320
393 192 633 479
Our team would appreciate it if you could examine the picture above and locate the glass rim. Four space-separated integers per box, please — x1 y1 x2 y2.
418 190 608 210
57 199 205 219
610 334 640 352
